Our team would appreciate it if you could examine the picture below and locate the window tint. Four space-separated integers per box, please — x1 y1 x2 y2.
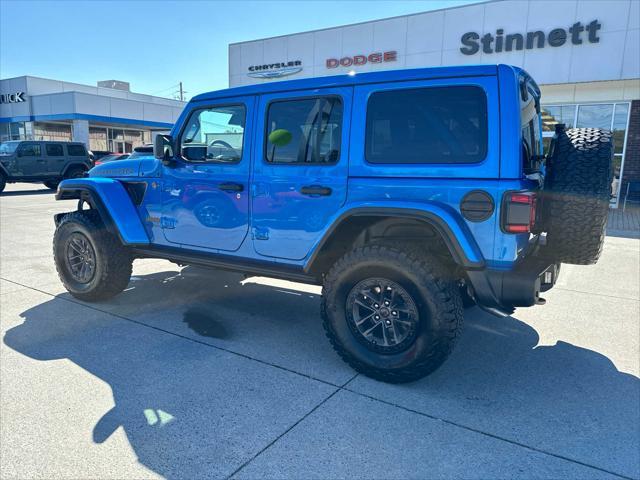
366 86 487 164
67 144 86 156
46 144 64 156
265 97 342 164
181 105 245 163
19 143 41 157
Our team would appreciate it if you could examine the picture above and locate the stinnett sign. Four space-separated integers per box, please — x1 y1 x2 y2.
460 20 602 55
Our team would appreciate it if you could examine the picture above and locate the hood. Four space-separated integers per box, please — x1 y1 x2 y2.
89 157 162 178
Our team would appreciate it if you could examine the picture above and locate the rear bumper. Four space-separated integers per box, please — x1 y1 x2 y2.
467 254 560 314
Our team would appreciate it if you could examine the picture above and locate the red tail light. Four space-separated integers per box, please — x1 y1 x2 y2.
94 161 102 165
503 191 537 234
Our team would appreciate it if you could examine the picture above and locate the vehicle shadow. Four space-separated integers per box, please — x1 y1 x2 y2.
3 267 639 478
0 188 53 196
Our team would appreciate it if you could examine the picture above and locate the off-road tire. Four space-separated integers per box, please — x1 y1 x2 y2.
543 128 613 265
53 210 132 301
0 173 6 193
321 244 464 383
44 180 59 190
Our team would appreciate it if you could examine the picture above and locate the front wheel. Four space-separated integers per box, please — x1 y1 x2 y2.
321 245 463 383
53 211 132 301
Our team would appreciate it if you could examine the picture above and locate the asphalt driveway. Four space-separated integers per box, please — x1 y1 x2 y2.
1 183 638 479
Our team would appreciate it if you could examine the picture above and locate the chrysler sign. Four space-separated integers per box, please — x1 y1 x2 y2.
0 92 26 104
248 61 303 79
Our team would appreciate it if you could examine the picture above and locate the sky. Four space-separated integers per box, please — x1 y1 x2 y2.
0 0 481 100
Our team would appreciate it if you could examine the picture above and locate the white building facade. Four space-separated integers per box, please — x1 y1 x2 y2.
229 0 640 206
0 76 185 153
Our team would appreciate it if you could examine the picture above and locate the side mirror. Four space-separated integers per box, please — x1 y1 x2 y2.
154 134 174 165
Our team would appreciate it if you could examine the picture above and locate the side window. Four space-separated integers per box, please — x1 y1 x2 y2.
365 86 487 164
180 104 245 163
265 96 343 164
67 144 86 156
18 143 41 157
46 144 64 156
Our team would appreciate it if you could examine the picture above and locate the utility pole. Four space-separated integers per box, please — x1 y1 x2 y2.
179 82 184 102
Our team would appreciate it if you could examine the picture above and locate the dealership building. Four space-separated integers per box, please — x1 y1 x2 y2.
229 0 639 207
0 76 185 153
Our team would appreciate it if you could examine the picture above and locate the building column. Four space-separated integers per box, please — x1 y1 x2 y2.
621 100 639 204
72 119 90 148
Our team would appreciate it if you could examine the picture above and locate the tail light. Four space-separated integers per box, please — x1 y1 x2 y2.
502 191 537 234
94 161 102 166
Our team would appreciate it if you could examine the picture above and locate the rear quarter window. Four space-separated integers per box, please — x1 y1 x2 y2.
365 85 487 164
67 144 86 156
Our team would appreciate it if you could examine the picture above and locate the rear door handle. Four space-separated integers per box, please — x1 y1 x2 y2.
219 182 244 192
300 185 332 196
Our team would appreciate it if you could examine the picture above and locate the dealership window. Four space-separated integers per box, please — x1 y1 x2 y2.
365 86 487 164
180 104 246 163
89 127 108 151
265 97 342 164
33 122 72 142
0 122 28 142
541 102 631 206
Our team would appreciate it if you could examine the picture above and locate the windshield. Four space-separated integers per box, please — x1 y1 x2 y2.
0 142 20 155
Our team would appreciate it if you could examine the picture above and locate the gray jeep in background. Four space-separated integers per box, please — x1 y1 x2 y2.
0 140 91 193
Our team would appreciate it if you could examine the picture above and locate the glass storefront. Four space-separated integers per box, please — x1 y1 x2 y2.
541 102 631 206
1 121 152 153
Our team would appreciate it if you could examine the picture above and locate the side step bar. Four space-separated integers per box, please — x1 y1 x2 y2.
131 246 320 285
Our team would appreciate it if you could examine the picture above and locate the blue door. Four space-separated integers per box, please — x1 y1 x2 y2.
161 97 254 251
251 87 352 260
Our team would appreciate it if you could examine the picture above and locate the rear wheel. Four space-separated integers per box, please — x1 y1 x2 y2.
53 211 132 301
64 166 87 179
543 127 613 265
0 173 6 193
321 244 463 383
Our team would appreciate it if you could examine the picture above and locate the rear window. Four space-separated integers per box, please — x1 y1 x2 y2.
67 144 86 156
46 144 63 156
365 86 487 164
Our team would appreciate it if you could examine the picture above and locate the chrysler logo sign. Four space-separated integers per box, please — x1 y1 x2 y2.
248 61 303 79
0 92 26 104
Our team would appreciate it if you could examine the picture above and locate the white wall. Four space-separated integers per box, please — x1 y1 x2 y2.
229 0 640 89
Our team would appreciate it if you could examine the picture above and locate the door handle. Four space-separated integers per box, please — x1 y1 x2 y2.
300 185 332 196
219 182 244 192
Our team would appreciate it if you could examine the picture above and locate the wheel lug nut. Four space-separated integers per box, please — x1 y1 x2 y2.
374 303 379 308
392 311 397 316
374 315 380 320
384 301 389 306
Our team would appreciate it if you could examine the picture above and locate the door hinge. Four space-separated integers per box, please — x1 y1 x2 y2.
252 227 269 240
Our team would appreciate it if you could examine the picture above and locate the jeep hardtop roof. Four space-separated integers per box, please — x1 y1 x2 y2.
193 64 525 103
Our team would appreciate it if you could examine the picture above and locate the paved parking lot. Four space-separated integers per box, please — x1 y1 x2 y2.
1 183 639 480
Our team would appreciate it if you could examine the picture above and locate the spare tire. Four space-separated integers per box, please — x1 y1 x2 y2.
543 127 613 265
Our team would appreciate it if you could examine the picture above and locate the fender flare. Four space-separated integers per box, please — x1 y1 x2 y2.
61 162 90 177
55 178 149 245
304 205 486 272
0 163 9 179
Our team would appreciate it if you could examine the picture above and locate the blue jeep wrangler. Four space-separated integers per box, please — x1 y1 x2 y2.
52 65 612 382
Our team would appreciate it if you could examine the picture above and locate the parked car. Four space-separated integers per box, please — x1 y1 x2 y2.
88 150 113 162
0 141 91 192
52 65 613 382
93 153 130 166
